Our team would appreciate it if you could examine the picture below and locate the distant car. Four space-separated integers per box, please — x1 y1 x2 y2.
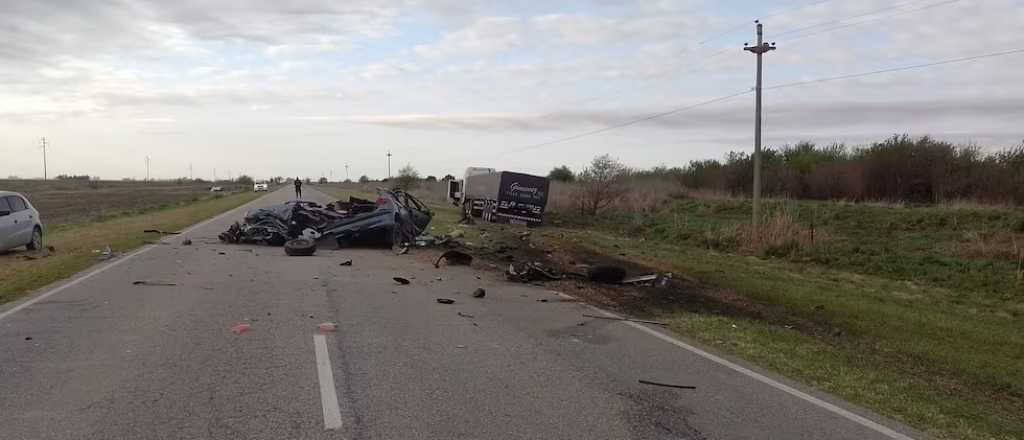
210 186 224 192
0 191 44 252
253 183 269 192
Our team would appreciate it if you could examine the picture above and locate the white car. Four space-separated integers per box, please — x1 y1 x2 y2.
0 191 44 252
253 182 269 192
210 186 224 192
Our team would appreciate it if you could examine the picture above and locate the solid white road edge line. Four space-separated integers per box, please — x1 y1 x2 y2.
0 191 269 323
554 291 915 440
313 334 344 430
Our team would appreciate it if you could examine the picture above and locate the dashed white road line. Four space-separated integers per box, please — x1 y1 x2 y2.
557 292 916 440
313 334 343 430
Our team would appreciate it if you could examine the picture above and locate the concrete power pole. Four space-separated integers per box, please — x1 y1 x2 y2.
386 150 392 179
145 156 151 182
744 20 776 234
345 163 349 181
40 137 48 180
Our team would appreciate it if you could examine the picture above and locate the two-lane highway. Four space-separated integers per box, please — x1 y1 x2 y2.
0 187 922 439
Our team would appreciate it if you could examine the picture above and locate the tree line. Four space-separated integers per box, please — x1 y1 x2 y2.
550 135 1024 205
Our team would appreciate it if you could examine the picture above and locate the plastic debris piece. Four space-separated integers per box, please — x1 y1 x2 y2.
132 280 177 286
638 379 696 390
457 312 475 318
339 260 353 266
456 345 466 349
182 238 193 246
472 288 486 298
436 298 455 304
231 323 251 334
318 322 338 333
393 277 411 285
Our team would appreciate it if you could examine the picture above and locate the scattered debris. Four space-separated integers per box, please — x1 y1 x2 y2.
621 273 673 286
436 298 455 304
132 281 177 286
536 298 548 302
449 229 465 239
181 238 192 246
284 238 317 256
581 313 667 326
518 231 532 241
638 379 696 390
24 336 32 341
318 322 338 333
434 250 473 267
507 262 563 282
20 246 55 260
218 251 226 255
230 323 251 334
339 260 353 266
457 312 475 318
396 245 410 255
456 345 466 349
393 277 411 285
586 265 627 284
143 229 181 235
472 288 486 298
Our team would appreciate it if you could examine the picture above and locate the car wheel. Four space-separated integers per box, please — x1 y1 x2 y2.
27 227 42 251
284 238 316 256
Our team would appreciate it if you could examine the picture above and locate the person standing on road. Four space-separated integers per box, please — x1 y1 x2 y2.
294 177 303 199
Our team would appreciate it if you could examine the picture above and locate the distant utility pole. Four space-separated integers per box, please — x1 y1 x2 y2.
189 163 193 180
345 163 349 181
386 150 392 179
145 155 151 181
40 137 48 180
744 20 776 234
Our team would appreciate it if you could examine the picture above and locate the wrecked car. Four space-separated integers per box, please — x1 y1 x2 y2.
219 189 432 248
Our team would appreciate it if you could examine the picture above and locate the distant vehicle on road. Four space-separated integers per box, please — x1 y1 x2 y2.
210 186 224 192
0 191 44 252
448 168 550 225
253 182 269 192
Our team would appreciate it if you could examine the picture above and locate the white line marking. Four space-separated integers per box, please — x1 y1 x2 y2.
313 334 343 430
560 292 915 440
0 192 271 323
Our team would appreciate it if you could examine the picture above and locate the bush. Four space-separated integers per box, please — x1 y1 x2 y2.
548 165 575 182
574 155 628 216
392 165 420 190
358 175 370 183
236 175 254 185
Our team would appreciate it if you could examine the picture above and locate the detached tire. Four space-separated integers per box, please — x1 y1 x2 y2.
284 238 316 256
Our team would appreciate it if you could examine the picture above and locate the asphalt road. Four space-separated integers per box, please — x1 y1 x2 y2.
0 187 923 440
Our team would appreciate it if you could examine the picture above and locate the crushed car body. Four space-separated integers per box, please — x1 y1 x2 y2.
219 189 432 248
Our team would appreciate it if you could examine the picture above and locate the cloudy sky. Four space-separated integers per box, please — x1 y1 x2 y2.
1 0 1021 181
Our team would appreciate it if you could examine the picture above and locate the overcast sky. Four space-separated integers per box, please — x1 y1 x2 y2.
1 0 1021 181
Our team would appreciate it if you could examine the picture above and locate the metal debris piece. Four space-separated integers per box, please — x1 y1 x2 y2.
132 281 177 286
182 238 192 246
638 379 696 390
472 288 486 298
25 336 33 341
339 260 353 266
581 313 667 326
143 229 180 235
393 277 411 285
457 312 475 318
456 345 466 349
436 298 455 304
318 322 338 333
507 262 563 282
396 246 410 255
621 273 673 287
434 250 473 268
231 323 251 334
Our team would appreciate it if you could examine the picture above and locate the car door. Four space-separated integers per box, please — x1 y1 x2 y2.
0 196 14 250
4 196 32 246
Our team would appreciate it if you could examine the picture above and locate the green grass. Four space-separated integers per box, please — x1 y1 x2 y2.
0 191 261 305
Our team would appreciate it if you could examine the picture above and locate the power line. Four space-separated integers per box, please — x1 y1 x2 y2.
765 48 1024 90
774 0 936 38
504 90 752 155
503 47 1024 154
699 0 837 44
777 0 964 43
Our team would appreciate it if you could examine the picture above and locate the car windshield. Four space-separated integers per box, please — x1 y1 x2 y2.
0 2 1019 440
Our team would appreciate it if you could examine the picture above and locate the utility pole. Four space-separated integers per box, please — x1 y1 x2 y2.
40 137 48 180
145 155 151 181
744 20 776 234
345 163 349 181
189 163 193 180
386 150 392 179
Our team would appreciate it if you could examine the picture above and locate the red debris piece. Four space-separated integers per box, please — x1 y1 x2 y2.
231 323 251 334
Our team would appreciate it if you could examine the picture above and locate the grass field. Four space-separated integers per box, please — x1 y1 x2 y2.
1 179 252 229
324 183 1023 439
0 180 262 305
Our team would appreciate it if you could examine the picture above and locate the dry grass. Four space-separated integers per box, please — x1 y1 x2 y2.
955 231 1024 261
